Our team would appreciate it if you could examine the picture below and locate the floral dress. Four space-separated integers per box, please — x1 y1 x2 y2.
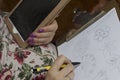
0 15 58 80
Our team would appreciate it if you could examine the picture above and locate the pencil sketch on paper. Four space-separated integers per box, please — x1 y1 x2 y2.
80 54 97 76
58 8 120 80
70 36 90 58
93 70 108 80
93 25 110 41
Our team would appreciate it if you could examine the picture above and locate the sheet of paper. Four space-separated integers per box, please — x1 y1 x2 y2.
58 8 120 80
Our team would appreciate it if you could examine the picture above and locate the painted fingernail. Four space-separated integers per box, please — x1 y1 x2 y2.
29 41 34 45
38 29 44 33
30 34 36 38
28 38 34 42
28 38 34 45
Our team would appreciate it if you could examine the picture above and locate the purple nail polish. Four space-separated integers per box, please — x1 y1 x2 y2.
29 41 34 45
38 29 44 33
30 34 36 38
28 38 34 42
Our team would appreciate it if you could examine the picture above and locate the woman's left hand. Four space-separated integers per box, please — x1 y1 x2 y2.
27 20 58 45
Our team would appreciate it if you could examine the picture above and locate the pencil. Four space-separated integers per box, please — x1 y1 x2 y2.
32 62 80 73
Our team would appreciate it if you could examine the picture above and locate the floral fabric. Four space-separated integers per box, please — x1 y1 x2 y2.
0 15 58 80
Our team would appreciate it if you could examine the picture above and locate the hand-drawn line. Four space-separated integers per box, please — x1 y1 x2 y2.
94 26 110 41
116 60 120 73
93 70 108 80
71 36 90 58
81 54 96 75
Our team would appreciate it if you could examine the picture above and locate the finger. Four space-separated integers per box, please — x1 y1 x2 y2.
29 37 52 45
34 35 53 42
34 41 50 45
33 42 48 46
33 32 55 38
51 55 70 71
60 63 74 77
28 34 54 45
65 71 74 80
41 20 58 32
65 77 69 80
34 38 48 43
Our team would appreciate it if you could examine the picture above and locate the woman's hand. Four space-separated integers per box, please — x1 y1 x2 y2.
45 55 74 80
28 20 58 45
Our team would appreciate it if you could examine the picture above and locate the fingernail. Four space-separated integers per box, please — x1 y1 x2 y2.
28 38 34 45
38 29 44 33
28 38 34 42
30 34 36 38
29 41 34 45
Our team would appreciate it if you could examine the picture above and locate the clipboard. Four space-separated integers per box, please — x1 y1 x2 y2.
4 0 71 48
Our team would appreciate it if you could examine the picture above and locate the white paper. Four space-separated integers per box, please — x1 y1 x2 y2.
58 8 120 80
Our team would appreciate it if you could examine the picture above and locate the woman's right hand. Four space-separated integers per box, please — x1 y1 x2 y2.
45 55 74 80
